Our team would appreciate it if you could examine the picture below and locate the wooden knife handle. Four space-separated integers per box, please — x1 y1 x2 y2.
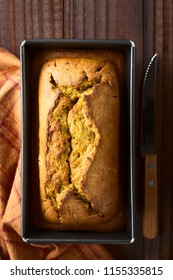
143 154 158 239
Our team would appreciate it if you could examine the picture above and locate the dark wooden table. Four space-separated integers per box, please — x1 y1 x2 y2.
1 0 173 260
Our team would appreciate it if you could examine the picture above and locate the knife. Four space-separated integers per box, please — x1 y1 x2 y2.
141 54 158 239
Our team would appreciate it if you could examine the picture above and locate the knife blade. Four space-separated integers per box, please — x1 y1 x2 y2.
141 54 158 239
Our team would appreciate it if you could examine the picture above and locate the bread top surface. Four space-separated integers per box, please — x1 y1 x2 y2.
36 50 126 232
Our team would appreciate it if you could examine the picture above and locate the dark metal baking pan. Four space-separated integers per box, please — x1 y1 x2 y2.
20 39 135 244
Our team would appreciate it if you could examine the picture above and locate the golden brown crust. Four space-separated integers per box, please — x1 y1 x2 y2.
37 51 126 232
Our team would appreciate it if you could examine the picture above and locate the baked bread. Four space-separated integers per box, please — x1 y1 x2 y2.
38 51 126 232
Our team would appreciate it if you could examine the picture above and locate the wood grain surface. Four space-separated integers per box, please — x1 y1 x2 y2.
0 0 173 259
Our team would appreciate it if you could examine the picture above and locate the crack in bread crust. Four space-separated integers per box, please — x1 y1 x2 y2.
45 74 101 218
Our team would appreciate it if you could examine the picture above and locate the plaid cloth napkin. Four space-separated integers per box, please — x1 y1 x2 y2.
0 47 113 260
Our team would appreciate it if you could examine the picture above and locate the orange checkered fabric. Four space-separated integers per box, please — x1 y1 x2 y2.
0 47 112 260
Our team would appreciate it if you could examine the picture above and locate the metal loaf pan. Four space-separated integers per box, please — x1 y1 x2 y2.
20 39 135 244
